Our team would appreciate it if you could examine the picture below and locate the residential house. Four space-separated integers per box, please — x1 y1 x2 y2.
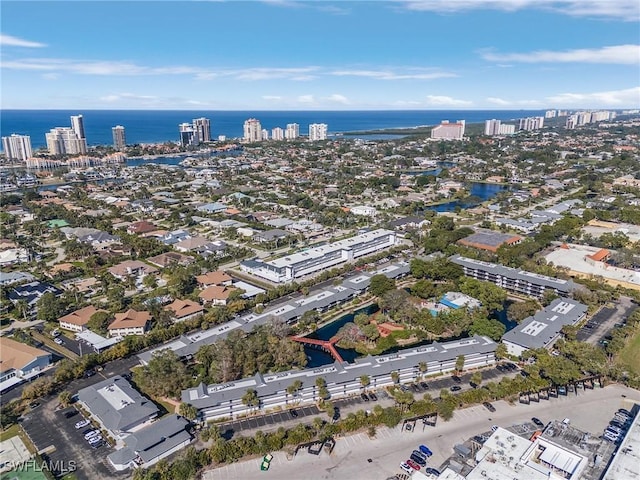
164 299 204 322
349 205 378 217
161 229 192 246
0 271 35 286
78 231 121 250
107 309 152 337
196 271 233 288
254 229 290 244
198 285 237 306
108 260 158 281
127 221 157 235
58 305 102 332
8 281 63 313
387 216 429 231
146 252 195 268
0 248 30 266
174 236 212 253
196 202 228 213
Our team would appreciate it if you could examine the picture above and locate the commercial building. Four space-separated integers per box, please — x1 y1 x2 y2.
455 426 589 480
112 125 126 151
309 123 328 141
2 134 33 161
501 298 587 356
107 414 192 471
450 255 576 299
243 118 263 142
0 337 52 392
431 120 465 140
240 229 396 283
457 231 523 253
182 335 497 421
77 375 159 438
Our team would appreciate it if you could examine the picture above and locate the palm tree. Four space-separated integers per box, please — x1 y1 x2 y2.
359 375 371 390
418 362 428 380
241 389 260 413
391 371 400 384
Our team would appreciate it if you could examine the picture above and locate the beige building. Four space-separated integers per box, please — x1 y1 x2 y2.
108 309 151 337
58 305 101 332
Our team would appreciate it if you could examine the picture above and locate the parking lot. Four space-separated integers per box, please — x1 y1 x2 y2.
577 296 636 345
202 384 640 480
20 400 123 480
219 405 321 438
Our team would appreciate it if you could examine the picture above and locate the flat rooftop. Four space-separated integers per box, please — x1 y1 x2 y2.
545 244 640 287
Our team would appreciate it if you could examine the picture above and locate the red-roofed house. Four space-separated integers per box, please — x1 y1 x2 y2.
164 299 204 322
108 309 151 337
198 285 237 306
58 305 103 332
196 271 233 288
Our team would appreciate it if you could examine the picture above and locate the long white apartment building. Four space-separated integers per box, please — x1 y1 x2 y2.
431 120 465 140
46 127 87 155
240 229 396 283
285 123 299 140
182 335 497 421
2 134 32 161
243 118 263 142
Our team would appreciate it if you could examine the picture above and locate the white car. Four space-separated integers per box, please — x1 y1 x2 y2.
491 425 499 432
84 430 100 440
54 337 64 345
75 419 90 429
400 462 413 474
88 435 103 444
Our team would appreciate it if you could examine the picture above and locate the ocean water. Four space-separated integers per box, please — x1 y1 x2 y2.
1 109 545 148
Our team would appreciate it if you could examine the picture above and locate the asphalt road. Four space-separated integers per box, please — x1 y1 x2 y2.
202 384 640 480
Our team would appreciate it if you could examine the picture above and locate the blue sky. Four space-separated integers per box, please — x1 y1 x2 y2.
2 0 639 110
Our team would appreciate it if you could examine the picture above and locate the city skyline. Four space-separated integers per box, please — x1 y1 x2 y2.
1 0 639 111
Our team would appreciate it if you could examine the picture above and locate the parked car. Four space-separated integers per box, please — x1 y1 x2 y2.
400 462 413 474
54 337 64 345
420 382 429 390
483 402 496 413
406 459 421 470
84 430 100 440
84 369 96 378
419 445 433 457
369 392 378 401
425 467 441 476
451 375 462 383
412 450 427 461
64 410 78 418
75 419 90 429
289 409 298 418
361 393 370 401
29 402 40 409
450 385 461 392
410 453 426 466
531 417 545 429
88 435 103 444
491 425 499 432
618 408 631 417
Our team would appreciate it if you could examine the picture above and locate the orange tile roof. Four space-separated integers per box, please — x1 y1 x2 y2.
196 270 233 286
198 285 236 302
0 337 50 374
58 305 101 326
164 299 204 318
108 309 151 330
587 248 610 262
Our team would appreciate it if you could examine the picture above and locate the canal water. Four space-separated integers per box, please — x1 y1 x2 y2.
303 304 379 367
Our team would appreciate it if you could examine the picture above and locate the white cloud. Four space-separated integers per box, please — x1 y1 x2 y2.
482 45 640 65
325 94 350 105
262 95 283 101
0 34 46 48
100 93 159 103
232 67 319 81
401 0 639 20
546 86 640 107
330 69 456 80
486 97 510 106
297 95 316 104
425 95 472 106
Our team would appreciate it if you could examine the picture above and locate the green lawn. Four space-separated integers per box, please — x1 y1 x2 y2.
618 329 640 375
0 465 49 480
0 424 20 442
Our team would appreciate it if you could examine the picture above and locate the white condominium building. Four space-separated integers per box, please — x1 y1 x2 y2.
2 134 33 161
46 127 87 155
484 119 501 136
240 229 396 283
309 123 328 141
518 116 544 131
271 127 284 141
285 123 299 140
499 124 515 135
431 120 465 140
70 114 86 140
545 110 557 118
179 123 198 147
243 118 263 142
